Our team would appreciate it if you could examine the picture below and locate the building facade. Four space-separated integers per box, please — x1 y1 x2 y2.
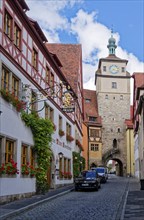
0 0 83 203
133 72 144 179
83 89 102 169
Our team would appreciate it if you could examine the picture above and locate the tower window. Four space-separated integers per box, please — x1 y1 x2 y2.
89 117 97 122
122 67 125 72
113 139 117 148
85 98 91 103
105 95 108 99
117 128 121 133
103 66 106 72
112 82 117 89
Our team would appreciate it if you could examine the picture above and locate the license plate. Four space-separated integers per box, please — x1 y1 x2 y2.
82 183 89 186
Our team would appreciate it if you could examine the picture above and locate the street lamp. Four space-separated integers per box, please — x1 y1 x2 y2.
58 152 63 159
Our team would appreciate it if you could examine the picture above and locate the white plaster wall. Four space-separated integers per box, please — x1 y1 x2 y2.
0 178 36 196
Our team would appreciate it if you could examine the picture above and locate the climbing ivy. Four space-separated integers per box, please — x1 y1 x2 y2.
72 152 85 178
21 111 54 193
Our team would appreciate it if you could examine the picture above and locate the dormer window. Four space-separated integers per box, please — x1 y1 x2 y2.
89 117 97 122
85 98 91 103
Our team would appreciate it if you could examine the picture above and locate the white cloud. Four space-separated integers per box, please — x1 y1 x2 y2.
26 1 144 94
70 9 144 92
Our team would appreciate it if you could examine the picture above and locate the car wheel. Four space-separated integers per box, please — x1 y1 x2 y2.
99 183 101 189
75 186 78 191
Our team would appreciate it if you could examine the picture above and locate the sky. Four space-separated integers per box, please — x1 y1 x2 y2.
26 0 144 95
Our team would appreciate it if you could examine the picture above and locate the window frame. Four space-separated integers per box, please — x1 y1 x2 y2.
21 144 28 165
32 47 38 70
112 82 117 89
4 10 12 39
12 74 19 97
14 22 21 49
5 140 15 163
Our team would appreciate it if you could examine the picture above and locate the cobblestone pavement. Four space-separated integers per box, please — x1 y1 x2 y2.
4 176 129 220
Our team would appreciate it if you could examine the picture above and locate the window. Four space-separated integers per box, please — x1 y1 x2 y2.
32 48 38 69
21 145 28 165
59 85 63 100
5 140 14 163
66 122 71 135
45 66 50 85
90 144 99 151
112 82 117 89
120 95 123 100
30 148 35 167
90 129 99 137
31 91 37 111
113 139 117 148
105 95 108 99
44 103 54 122
1 66 10 91
50 107 54 122
117 128 121 133
103 66 106 72
68 159 71 172
14 23 21 49
59 158 62 173
89 117 97 122
4 10 12 38
122 67 125 72
85 98 91 103
64 158 66 173
59 115 62 130
45 103 49 119
12 75 19 97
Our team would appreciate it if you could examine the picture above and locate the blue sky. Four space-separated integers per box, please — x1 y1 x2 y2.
26 0 144 90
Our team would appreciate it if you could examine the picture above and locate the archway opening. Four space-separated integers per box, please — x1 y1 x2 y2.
106 158 123 176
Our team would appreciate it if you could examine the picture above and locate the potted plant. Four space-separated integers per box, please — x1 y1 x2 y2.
3 159 19 175
21 163 30 175
59 129 65 137
66 134 74 142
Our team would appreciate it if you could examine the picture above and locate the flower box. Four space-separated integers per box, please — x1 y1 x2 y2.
59 129 65 137
0 89 26 112
0 160 19 175
21 163 37 177
66 134 74 142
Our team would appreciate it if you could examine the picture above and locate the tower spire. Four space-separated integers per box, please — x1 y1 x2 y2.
107 28 117 55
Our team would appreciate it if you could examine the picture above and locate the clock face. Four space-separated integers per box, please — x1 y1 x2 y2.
109 65 119 74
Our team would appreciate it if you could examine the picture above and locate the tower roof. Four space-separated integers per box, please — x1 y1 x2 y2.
107 30 117 55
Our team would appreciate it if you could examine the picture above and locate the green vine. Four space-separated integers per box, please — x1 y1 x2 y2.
72 152 85 178
21 111 54 193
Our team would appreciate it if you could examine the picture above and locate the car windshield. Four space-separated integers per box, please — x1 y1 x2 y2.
96 168 105 173
82 171 96 178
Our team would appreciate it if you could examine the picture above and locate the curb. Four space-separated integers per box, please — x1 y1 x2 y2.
0 188 74 220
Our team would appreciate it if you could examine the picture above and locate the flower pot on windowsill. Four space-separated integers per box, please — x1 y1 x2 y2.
66 134 74 142
59 130 65 137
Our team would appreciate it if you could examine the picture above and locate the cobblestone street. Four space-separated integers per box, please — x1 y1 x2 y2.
5 176 129 220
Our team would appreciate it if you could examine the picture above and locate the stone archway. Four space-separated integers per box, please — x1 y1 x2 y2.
106 158 124 176
90 162 97 168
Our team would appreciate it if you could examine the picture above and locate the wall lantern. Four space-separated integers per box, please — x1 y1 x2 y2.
58 152 63 159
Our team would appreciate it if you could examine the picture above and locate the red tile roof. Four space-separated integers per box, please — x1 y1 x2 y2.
46 43 82 94
133 72 144 88
125 119 133 129
83 89 102 126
